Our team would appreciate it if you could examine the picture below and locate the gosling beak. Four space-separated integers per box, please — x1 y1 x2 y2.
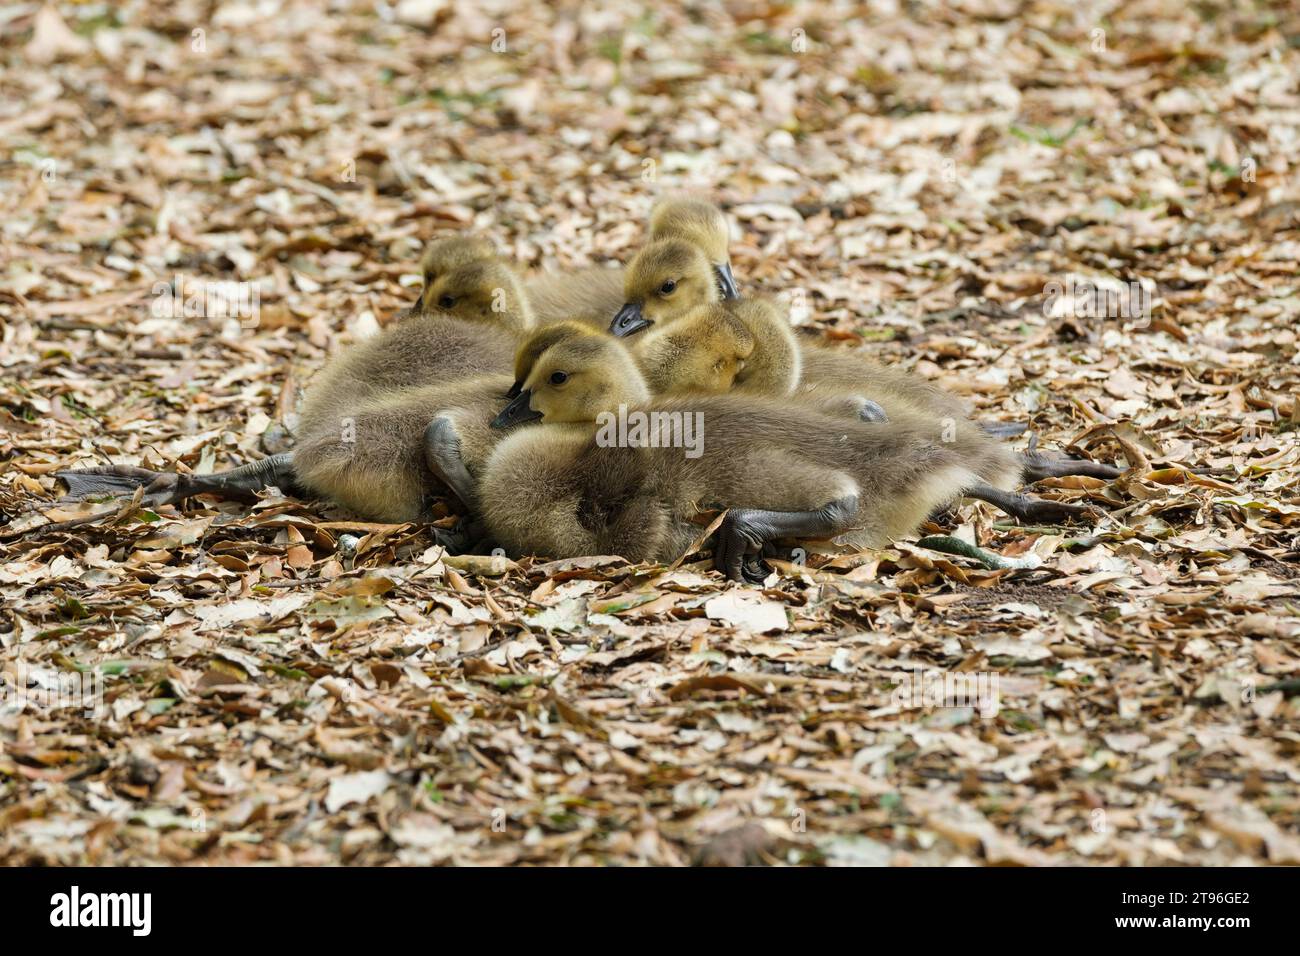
714 262 740 300
610 302 651 337
506 381 522 399
491 389 543 429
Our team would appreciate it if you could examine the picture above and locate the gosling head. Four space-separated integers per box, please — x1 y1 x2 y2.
492 322 650 429
634 305 754 395
417 235 497 298
649 196 739 299
421 255 534 337
611 238 718 337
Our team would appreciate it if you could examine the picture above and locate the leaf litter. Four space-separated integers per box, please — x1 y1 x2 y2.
1 1 1298 866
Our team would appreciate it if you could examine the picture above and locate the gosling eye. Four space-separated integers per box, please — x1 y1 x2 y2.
658 279 677 296
549 371 569 386
438 294 457 309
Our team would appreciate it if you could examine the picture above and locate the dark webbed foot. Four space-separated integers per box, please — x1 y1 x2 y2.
417 514 473 554
965 483 1097 524
58 467 188 510
713 496 859 583
56 465 171 500
1010 495 1095 524
741 557 770 585
1018 433 1121 483
715 510 768 583
1021 450 1122 482
415 512 497 555
56 454 298 507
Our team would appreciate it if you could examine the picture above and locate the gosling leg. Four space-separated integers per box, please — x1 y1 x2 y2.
714 495 860 584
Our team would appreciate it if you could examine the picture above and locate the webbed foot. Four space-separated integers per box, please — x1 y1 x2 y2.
713 496 858 584
56 454 299 507
419 516 474 554
1021 450 1122 482
715 510 770 583
56 465 169 500
965 483 1098 524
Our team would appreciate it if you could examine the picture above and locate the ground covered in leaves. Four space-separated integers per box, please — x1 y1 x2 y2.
2 1 1299 866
